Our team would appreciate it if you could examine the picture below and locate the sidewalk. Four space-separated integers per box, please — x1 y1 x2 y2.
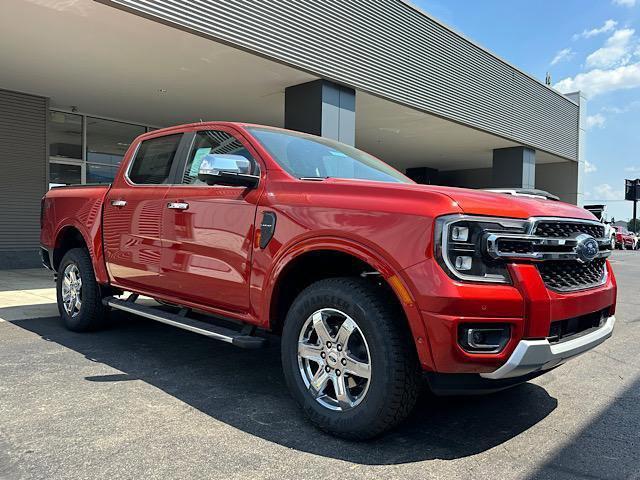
0 268 57 322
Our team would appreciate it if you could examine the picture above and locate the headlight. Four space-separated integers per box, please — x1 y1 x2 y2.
435 215 529 284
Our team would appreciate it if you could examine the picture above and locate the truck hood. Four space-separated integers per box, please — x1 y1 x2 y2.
421 184 595 220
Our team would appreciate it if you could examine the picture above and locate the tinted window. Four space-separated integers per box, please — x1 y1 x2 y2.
128 134 182 184
182 130 258 185
247 127 411 184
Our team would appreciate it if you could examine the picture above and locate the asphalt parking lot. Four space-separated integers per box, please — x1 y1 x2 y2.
1 252 639 480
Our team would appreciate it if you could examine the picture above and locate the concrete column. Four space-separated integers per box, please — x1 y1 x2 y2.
285 79 355 145
492 146 536 189
564 91 587 205
534 92 585 205
535 161 580 204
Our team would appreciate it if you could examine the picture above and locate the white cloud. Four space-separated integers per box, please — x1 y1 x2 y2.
586 28 635 68
612 0 636 6
585 160 598 173
602 100 640 113
554 62 640 97
586 113 606 129
592 183 624 200
625 166 640 172
573 19 618 40
550 48 574 66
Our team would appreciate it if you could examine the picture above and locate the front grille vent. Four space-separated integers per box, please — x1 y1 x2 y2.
537 258 606 292
533 221 604 239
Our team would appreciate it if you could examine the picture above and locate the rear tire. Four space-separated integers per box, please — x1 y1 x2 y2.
56 248 108 332
281 277 420 440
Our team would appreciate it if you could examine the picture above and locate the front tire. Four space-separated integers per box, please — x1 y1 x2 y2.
56 248 108 332
281 277 420 440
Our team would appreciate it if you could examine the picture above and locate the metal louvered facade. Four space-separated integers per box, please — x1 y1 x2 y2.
102 0 580 161
0 89 48 268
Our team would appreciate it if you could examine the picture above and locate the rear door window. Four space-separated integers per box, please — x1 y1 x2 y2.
128 134 182 185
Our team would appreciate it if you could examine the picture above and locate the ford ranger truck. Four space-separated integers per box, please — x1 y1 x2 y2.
40 122 617 439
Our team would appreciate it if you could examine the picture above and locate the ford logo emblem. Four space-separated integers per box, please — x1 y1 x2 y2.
574 234 599 263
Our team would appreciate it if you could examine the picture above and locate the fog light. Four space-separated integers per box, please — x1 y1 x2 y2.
451 226 469 242
455 256 472 270
459 324 511 353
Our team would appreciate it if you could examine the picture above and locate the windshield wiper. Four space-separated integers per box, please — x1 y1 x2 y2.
299 176 330 181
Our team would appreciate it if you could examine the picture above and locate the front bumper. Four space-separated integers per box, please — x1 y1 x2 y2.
480 315 615 379
402 258 617 374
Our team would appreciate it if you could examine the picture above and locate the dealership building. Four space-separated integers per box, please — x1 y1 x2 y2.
0 0 586 269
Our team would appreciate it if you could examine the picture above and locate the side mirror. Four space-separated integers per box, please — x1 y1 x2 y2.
197 154 259 188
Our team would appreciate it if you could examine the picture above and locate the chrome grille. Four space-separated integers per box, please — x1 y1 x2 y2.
533 221 605 239
485 218 610 292
537 258 607 292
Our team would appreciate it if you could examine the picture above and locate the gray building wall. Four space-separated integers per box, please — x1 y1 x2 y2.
102 0 580 161
0 89 48 268
536 162 581 205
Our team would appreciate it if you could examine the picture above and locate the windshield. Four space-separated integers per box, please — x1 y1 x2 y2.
247 127 412 184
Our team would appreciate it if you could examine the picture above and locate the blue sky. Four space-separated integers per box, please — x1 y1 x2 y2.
414 0 640 221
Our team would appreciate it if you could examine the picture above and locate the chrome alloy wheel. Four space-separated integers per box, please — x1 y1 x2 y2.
61 263 82 317
297 308 372 411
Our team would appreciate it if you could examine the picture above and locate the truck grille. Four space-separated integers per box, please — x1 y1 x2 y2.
485 218 611 292
533 221 605 239
537 258 607 292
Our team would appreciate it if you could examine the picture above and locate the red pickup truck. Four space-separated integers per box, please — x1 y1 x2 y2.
41 122 617 439
612 225 637 250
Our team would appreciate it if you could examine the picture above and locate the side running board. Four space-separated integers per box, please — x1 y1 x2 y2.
103 296 267 349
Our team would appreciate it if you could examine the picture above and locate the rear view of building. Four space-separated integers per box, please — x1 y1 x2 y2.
0 0 586 268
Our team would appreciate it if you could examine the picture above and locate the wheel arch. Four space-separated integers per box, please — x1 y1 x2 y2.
263 238 434 370
53 225 88 271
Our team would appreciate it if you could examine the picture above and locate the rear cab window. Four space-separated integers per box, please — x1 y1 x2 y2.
128 134 182 185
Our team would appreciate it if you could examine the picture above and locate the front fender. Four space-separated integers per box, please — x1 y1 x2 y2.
260 235 437 370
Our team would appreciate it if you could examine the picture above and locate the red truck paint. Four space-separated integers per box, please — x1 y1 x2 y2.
41 121 617 378
612 225 635 249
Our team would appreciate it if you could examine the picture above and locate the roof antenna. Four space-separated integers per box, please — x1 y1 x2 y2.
545 72 552 86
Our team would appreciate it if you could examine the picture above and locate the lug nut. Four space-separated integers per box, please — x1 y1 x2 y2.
341 358 347 366
320 352 326 359
325 366 331 373
326 341 332 348
337 344 342 352
335 370 341 376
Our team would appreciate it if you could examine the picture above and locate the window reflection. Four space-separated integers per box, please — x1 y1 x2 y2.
86 117 145 182
50 163 81 186
48 111 155 187
49 111 82 159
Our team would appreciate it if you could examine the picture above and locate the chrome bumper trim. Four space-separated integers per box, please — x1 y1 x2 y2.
480 315 615 380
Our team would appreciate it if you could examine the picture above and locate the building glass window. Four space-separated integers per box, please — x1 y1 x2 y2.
48 109 158 188
49 111 82 160
50 162 82 186
86 117 145 184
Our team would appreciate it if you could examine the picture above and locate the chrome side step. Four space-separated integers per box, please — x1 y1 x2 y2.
103 296 267 349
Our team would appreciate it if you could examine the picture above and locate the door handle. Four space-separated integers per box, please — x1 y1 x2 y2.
167 202 189 210
111 199 127 207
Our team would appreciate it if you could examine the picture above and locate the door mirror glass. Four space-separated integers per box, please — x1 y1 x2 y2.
197 154 259 188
